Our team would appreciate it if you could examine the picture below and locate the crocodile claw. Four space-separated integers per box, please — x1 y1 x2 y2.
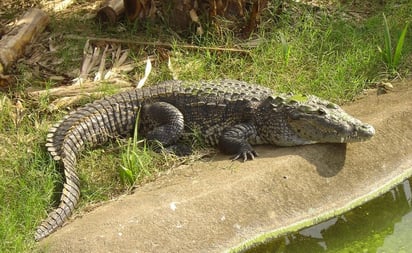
232 150 259 162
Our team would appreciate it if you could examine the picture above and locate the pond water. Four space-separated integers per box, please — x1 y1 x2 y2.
246 178 412 253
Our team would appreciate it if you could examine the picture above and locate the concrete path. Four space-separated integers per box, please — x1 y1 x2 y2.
38 82 412 253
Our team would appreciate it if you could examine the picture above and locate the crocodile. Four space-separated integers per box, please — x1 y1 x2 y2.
35 79 375 241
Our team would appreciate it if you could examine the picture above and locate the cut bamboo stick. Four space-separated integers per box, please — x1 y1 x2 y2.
97 0 125 23
28 80 134 99
65 35 251 55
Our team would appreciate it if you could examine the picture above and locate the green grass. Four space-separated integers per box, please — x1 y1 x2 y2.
0 97 58 252
1 1 412 252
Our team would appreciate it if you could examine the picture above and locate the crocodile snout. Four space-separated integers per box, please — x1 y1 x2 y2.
356 123 375 139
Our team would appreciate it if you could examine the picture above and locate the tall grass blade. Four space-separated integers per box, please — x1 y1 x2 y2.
279 32 291 66
393 23 409 68
119 110 144 186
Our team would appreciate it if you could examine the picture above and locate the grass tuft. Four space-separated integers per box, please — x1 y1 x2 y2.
378 13 409 74
119 113 154 186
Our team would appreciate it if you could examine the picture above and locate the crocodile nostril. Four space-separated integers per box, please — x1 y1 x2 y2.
358 124 375 138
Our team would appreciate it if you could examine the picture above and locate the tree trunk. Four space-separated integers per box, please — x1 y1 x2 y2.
0 8 49 74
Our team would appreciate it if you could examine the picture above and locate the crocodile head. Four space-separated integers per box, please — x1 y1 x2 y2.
257 95 375 146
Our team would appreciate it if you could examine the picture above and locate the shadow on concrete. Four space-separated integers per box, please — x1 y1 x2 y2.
296 143 347 178
209 143 347 178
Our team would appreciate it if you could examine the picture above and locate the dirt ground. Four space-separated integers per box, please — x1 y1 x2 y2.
36 81 412 252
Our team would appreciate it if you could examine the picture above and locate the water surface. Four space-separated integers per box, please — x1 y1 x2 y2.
246 178 412 253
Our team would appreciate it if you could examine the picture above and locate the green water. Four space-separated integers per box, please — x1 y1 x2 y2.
246 178 412 253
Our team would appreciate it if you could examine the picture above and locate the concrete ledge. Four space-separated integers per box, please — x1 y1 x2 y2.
39 83 412 253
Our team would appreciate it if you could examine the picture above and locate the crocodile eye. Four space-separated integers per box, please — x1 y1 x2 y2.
298 105 317 113
317 108 326 115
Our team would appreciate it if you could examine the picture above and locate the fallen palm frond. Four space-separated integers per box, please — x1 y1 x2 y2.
27 41 148 110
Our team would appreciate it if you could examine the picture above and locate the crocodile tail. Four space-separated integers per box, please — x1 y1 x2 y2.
34 150 80 241
34 113 84 240
35 91 140 241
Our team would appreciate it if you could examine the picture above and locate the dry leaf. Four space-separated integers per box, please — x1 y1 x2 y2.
137 57 152 88
10 100 26 127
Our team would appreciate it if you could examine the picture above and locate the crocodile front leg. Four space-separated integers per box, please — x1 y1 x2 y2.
142 101 185 148
219 123 259 161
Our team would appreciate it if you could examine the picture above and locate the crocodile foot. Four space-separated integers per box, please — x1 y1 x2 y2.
231 147 259 162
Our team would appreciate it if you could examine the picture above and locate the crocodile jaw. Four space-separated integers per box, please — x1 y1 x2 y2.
338 122 375 143
287 115 376 144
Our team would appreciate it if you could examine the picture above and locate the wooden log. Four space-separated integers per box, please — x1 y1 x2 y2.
43 0 76 12
0 8 49 74
97 0 125 24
